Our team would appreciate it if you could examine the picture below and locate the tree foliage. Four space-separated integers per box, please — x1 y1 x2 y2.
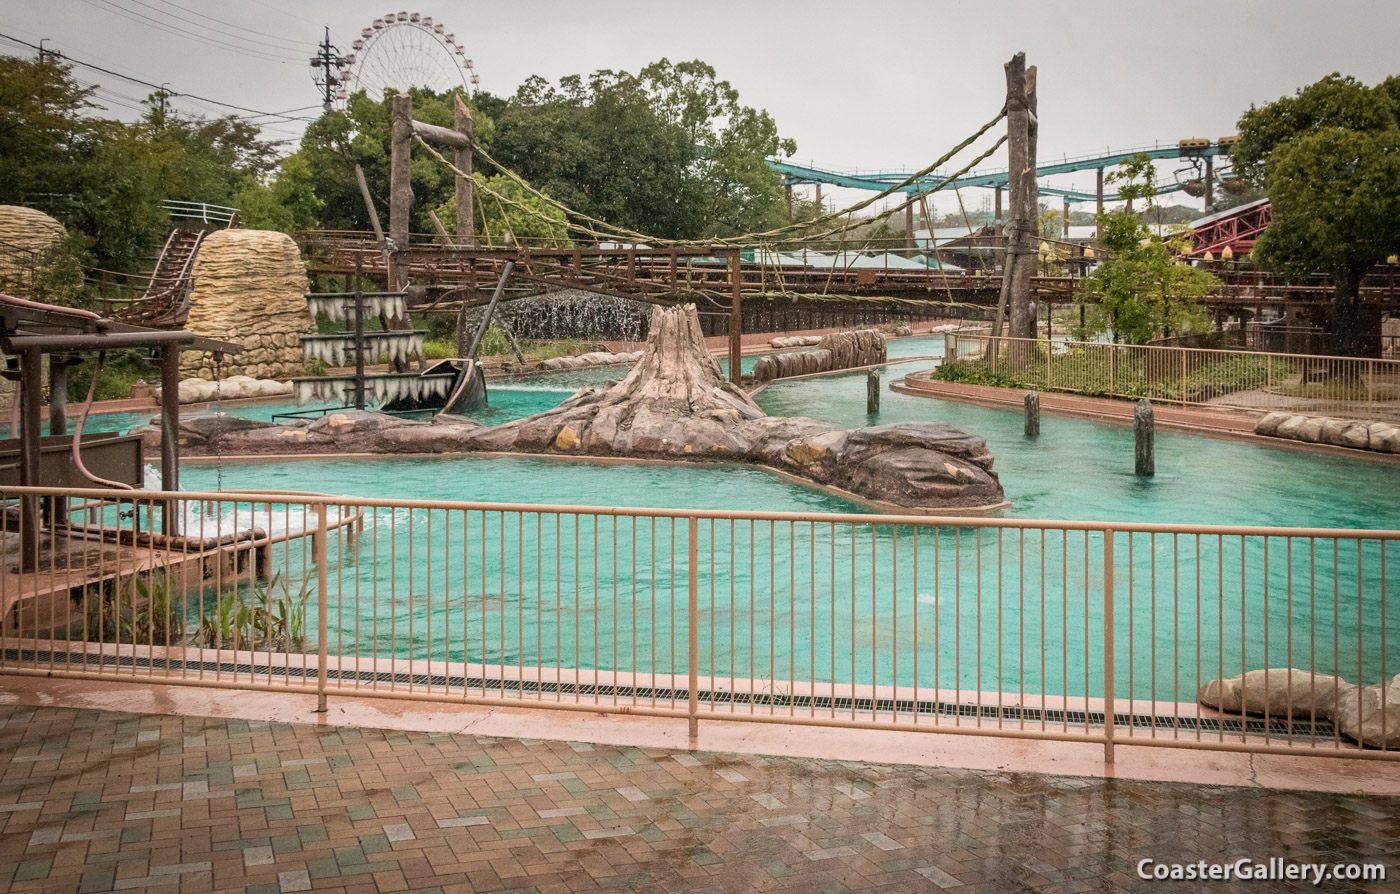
1236 73 1400 355
1076 154 1219 344
0 56 283 272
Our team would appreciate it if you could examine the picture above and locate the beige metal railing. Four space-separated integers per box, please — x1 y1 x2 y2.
943 333 1400 424
2 485 1396 762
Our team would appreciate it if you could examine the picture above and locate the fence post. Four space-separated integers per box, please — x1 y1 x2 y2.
1266 354 1273 413
314 503 329 713
1180 349 1188 406
687 516 700 749
1368 359 1376 422
1108 347 1115 397
1102 528 1115 765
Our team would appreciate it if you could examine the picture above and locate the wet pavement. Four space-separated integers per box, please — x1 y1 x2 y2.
0 704 1394 893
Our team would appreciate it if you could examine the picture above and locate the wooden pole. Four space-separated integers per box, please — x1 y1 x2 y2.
729 251 743 385
467 261 515 360
454 97 475 247
353 256 366 410
1024 390 1040 436
784 183 793 221
867 369 880 414
991 53 1029 340
1010 61 1039 340
19 348 41 570
159 343 180 534
46 356 68 524
1134 398 1154 476
389 93 413 290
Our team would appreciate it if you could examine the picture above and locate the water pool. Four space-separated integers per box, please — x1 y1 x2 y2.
48 334 1400 701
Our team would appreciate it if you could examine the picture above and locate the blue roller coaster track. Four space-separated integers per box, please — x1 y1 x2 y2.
770 142 1235 202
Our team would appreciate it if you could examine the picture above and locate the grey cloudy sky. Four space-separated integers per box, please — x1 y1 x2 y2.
4 0 1395 215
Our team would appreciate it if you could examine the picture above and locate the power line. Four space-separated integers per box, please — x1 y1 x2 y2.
76 0 304 65
135 0 317 53
0 32 316 122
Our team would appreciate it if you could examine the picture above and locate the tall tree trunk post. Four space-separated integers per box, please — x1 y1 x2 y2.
454 96 475 248
1010 62 1039 341
992 52 1034 343
389 92 413 292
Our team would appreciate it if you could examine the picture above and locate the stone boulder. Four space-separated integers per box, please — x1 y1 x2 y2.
1334 673 1400 750
1254 412 1400 454
752 329 887 382
1197 668 1356 719
1198 668 1400 749
180 229 311 381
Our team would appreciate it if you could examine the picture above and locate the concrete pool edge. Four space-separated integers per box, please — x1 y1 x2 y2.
892 375 1400 465
163 449 1013 517
2 674 1394 798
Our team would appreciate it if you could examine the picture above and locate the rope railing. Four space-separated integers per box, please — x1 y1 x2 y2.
411 109 1009 251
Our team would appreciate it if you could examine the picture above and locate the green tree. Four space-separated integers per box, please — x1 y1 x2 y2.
233 154 323 234
1236 74 1400 355
0 56 98 205
1076 154 1219 344
434 173 568 246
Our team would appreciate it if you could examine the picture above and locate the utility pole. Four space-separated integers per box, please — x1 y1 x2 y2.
157 83 170 129
37 39 50 63
309 26 341 112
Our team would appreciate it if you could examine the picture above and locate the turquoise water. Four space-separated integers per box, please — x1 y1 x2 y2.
164 338 1399 704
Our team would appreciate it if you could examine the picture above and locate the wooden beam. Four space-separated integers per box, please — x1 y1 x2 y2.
411 118 471 150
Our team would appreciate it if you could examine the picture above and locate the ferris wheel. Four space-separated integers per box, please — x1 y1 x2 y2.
333 12 478 107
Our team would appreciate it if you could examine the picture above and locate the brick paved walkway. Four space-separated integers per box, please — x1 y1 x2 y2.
0 705 1394 893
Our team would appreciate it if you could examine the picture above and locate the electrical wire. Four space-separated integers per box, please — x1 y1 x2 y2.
0 32 316 122
76 0 304 65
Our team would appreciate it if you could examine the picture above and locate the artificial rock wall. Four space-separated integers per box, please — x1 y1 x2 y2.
181 229 311 381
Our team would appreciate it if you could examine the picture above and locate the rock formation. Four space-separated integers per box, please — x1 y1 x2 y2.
142 409 483 456
752 329 887 382
0 206 66 299
181 230 311 381
1198 668 1400 749
158 376 293 404
164 306 1005 510
1255 411 1400 453
452 305 1000 509
537 350 643 371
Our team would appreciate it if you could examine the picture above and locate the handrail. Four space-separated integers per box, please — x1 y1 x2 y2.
4 484 1399 539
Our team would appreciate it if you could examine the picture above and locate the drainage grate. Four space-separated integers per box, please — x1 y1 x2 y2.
3 648 1338 740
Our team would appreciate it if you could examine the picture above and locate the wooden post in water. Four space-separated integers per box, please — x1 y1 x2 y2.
1024 391 1040 436
1134 398 1154 476
867 370 880 415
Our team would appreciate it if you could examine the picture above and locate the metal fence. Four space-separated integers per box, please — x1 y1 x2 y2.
2 485 1396 762
943 333 1400 423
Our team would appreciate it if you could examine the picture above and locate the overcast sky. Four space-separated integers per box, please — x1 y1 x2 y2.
4 0 1395 217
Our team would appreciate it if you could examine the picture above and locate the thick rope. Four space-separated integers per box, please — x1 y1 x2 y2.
414 110 1006 249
